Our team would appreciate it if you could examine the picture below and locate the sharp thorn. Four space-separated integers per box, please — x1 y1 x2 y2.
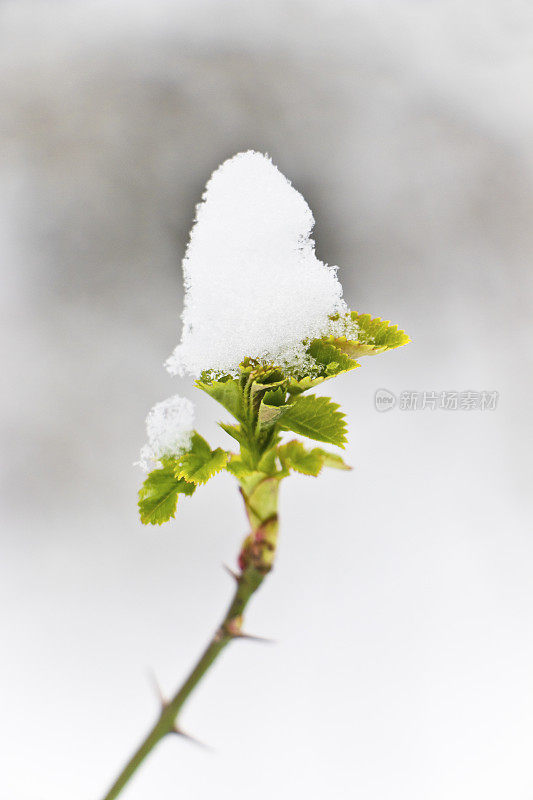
223 563 240 582
146 668 167 708
234 632 276 644
173 726 212 751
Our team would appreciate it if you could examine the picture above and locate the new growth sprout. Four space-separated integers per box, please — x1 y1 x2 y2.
103 150 409 800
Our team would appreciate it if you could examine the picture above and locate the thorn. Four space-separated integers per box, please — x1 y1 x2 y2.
172 725 212 751
234 631 276 644
147 668 167 708
223 563 240 582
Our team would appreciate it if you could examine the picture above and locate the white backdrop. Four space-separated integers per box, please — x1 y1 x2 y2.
1 1 532 798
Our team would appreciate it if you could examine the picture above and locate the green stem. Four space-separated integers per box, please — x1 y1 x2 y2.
100 478 279 800
100 565 264 800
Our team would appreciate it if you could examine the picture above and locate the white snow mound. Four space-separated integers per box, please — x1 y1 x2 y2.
166 151 346 377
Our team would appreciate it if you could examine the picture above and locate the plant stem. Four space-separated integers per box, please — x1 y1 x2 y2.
100 479 279 800
100 565 264 800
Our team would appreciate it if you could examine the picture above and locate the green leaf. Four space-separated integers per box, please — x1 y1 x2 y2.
280 394 347 447
308 339 358 375
196 376 243 421
287 374 327 395
328 311 410 358
287 341 359 396
257 446 279 474
248 376 287 425
257 389 294 432
352 311 409 349
278 440 325 476
287 311 408 394
312 448 352 470
218 422 245 444
225 455 250 480
175 432 230 485
257 401 287 429
262 387 286 406
278 441 352 476
138 462 196 525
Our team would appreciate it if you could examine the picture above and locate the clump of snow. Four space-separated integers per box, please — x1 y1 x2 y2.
325 313 360 339
166 151 346 377
137 394 195 472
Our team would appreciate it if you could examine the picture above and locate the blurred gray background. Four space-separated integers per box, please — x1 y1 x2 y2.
1 1 532 798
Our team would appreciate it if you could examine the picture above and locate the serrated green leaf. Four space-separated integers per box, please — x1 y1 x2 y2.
175 432 230 485
278 441 352 475
196 377 243 421
352 311 409 349
329 312 410 358
225 455 250 480
257 447 279 474
257 398 294 431
287 310 408 394
287 341 359 396
308 339 359 375
287 374 327 395
278 440 325 476
250 377 286 399
248 377 287 424
240 361 285 387
219 421 246 443
280 394 347 447
138 462 196 525
312 449 352 470
262 387 286 406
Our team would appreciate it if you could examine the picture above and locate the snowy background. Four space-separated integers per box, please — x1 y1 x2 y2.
1 1 532 798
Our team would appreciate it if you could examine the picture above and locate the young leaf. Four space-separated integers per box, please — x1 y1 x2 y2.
257 446 279 475
278 441 352 476
280 394 347 447
308 339 359 375
175 432 230 485
352 311 409 349
257 389 294 431
287 374 327 396
278 440 324 476
287 341 359 396
196 376 243 421
138 462 196 525
314 449 352 470
225 455 250 480
218 422 245 445
287 311 409 394
328 312 410 358
248 375 287 423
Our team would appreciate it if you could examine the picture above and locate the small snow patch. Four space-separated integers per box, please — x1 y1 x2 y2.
137 394 195 472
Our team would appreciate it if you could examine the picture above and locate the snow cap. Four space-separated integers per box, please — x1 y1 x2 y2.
166 151 346 377
137 394 195 472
